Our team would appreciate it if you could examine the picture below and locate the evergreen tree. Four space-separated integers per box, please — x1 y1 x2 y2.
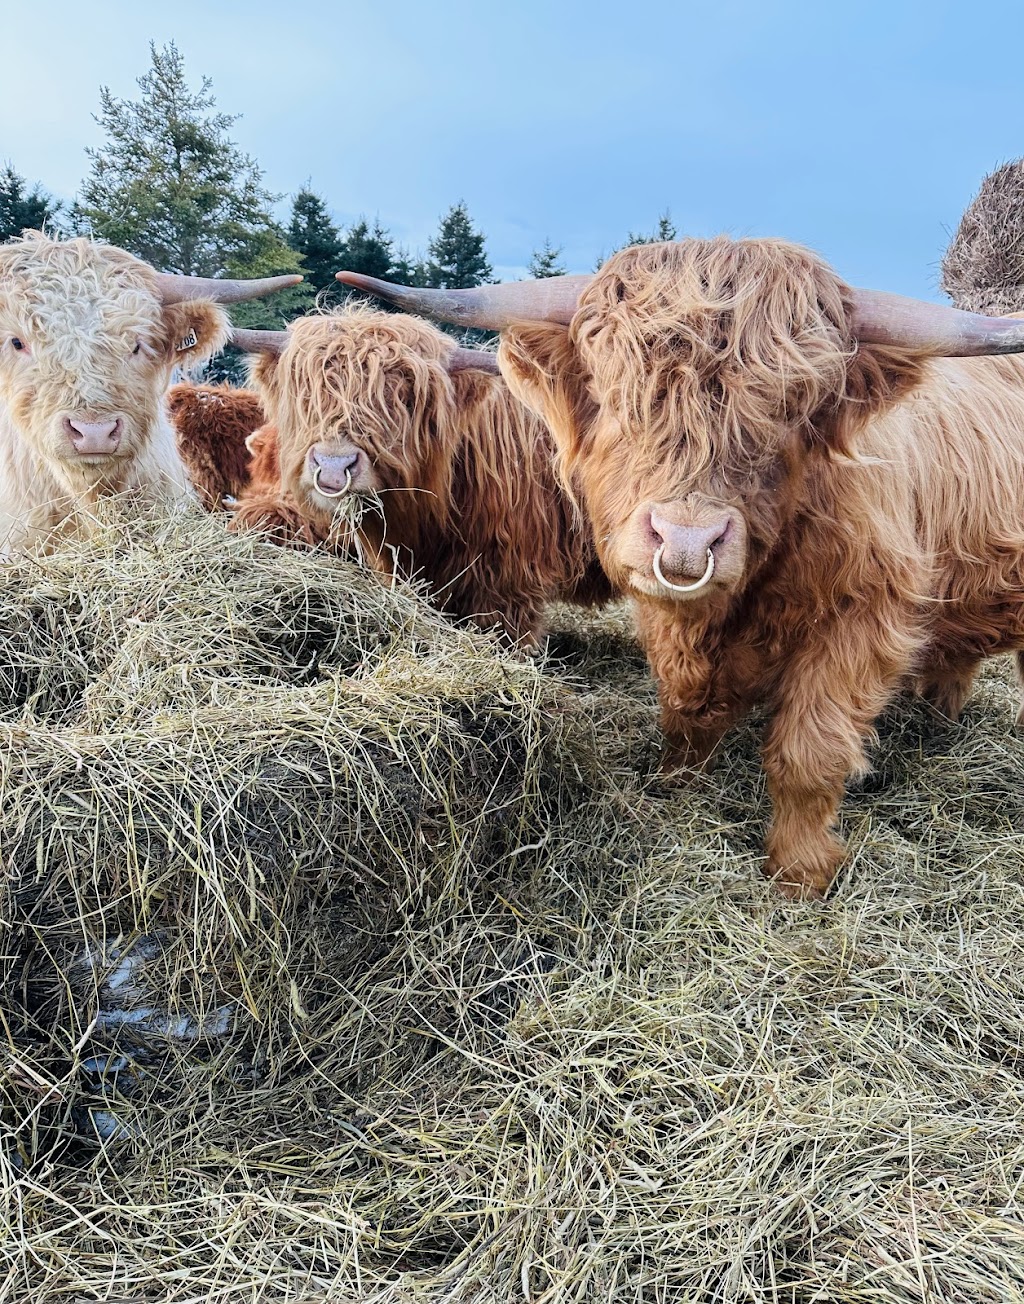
0 164 61 242
334 217 398 307
425 202 492 288
389 249 428 287
624 210 678 247
528 238 566 278
225 229 310 328
655 212 678 242
340 218 394 280
287 186 344 294
77 41 307 290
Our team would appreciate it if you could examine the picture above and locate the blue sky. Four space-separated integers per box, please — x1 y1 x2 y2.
4 0 1023 299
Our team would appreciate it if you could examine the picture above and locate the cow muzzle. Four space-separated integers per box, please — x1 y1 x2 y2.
625 503 744 600
308 445 362 499
62 415 123 457
649 512 728 592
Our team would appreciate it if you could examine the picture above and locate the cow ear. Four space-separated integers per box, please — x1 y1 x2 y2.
817 343 926 457
160 302 230 366
498 323 596 462
247 347 282 402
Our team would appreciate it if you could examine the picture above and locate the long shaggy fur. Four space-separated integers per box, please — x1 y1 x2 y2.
500 236 1024 895
231 423 332 548
0 232 228 555
167 383 265 510
249 305 612 644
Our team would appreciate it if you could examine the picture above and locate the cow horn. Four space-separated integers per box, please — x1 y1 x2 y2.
155 272 303 305
229 327 291 355
447 348 500 375
336 271 592 328
852 289 1024 357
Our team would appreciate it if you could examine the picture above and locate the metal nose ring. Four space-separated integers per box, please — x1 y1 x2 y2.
652 545 715 592
312 464 352 498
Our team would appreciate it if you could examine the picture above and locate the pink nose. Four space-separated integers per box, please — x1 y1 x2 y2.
309 446 359 494
64 417 122 455
649 511 730 579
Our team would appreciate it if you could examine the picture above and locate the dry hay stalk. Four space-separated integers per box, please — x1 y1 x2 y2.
1 504 1023 1302
942 158 1024 313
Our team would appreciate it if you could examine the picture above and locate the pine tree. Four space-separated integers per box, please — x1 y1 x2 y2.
624 210 678 247
389 250 428 287
528 238 566 278
340 218 394 280
0 164 61 242
77 41 308 294
287 187 345 294
425 202 492 288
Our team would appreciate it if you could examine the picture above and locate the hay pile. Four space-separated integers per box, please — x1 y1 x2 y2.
942 158 1024 313
2 507 1024 1302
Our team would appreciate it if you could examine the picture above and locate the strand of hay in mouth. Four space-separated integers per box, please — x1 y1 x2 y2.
942 158 1024 313
2 505 1024 1301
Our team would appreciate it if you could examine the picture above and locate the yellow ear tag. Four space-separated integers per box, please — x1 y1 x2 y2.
176 330 199 353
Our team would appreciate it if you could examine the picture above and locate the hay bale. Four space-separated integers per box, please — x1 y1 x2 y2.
0 505 615 1147
3 506 1024 1302
942 159 1024 313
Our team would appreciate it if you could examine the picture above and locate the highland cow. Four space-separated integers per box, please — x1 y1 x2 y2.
230 421 332 548
230 309 612 643
167 382 265 510
0 232 299 556
338 240 1024 897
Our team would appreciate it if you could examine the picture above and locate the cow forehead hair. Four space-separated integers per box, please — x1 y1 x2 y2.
271 303 461 434
571 236 856 459
286 300 456 366
0 232 164 354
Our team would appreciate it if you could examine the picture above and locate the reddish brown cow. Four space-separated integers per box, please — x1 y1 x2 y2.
167 383 265 510
231 422 331 547
230 307 612 645
165 384 320 543
338 240 1024 897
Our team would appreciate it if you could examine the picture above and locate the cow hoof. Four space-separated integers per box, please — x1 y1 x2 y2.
918 675 973 721
659 737 720 774
762 842 842 901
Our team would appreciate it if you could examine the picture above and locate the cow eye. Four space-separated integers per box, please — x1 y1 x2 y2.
11 337 25 352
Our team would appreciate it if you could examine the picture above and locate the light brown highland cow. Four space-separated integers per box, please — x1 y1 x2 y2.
339 238 1024 897
230 307 612 645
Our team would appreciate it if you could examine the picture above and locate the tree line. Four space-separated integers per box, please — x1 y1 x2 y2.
2 41 676 351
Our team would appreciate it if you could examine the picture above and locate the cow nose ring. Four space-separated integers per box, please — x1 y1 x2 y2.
312 465 352 498
653 545 715 593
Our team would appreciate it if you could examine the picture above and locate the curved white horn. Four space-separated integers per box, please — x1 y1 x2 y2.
229 328 291 355
336 271 591 328
852 288 1024 356
156 272 303 305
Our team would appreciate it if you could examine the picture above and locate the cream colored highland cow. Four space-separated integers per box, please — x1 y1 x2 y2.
0 232 298 556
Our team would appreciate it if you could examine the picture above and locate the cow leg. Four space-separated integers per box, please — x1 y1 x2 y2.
491 600 544 654
761 640 905 900
641 616 741 771
659 697 734 771
917 659 981 719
